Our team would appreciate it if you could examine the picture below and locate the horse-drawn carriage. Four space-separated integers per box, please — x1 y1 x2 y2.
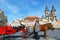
0 24 29 38
0 22 53 38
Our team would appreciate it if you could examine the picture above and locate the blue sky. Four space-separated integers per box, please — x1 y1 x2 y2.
0 0 60 23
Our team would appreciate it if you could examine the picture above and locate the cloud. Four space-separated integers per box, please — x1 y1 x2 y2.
7 5 19 14
0 0 24 16
29 0 39 6
0 0 24 19
0 0 20 14
0 0 24 23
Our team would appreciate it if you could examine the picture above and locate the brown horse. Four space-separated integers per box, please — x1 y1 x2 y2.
33 23 53 38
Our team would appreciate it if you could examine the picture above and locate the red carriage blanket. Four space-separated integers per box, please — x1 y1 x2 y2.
0 26 17 35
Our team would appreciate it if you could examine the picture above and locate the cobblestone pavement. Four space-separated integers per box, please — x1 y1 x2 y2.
0 29 60 40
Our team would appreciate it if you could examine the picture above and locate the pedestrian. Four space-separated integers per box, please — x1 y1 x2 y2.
33 19 40 40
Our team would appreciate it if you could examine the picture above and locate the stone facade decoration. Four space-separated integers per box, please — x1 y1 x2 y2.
0 9 7 26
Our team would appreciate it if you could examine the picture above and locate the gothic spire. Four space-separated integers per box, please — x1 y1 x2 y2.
52 5 56 11
45 6 49 11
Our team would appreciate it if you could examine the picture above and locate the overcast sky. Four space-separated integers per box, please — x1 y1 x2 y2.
0 0 60 23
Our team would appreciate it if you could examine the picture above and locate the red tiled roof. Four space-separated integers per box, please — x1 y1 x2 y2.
23 16 41 21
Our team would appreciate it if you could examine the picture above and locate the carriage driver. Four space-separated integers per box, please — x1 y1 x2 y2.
33 19 40 36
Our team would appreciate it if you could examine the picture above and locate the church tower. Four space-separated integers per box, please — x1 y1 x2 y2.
51 5 56 21
0 9 8 26
45 6 49 20
45 5 57 22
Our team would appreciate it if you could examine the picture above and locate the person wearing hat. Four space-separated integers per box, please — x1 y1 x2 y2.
33 19 40 39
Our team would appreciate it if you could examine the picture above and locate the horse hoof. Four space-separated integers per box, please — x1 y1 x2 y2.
44 36 46 38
